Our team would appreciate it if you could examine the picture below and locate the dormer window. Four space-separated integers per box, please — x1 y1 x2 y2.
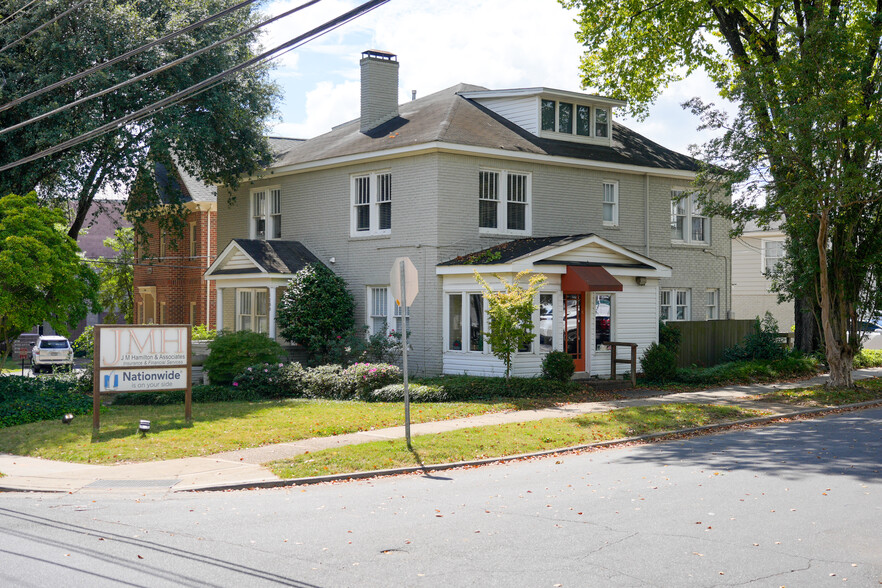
539 98 609 141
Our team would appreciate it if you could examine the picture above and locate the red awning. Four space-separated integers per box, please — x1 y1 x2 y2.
561 266 623 292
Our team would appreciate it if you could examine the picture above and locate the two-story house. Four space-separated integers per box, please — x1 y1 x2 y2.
732 221 793 330
132 161 219 327
206 50 730 377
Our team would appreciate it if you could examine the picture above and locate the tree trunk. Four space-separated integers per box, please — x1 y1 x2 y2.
815 209 854 387
794 295 821 354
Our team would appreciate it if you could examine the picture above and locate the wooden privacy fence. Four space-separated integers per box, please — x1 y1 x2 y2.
668 320 755 368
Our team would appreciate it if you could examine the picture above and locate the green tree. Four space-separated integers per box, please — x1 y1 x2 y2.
475 270 547 379
94 227 134 324
0 0 279 240
277 264 355 362
562 0 882 386
0 193 100 365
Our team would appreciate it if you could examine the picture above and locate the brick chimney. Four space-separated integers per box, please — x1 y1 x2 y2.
360 50 399 133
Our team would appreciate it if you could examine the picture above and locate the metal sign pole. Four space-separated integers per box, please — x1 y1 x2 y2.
400 260 411 449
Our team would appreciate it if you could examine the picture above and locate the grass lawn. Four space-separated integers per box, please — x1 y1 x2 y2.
0 398 532 464
1 357 27 373
268 403 767 479
756 378 882 406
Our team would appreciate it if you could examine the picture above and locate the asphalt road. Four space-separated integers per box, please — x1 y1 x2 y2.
1 408 880 587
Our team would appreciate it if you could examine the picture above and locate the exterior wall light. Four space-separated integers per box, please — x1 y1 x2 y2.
139 420 151 434
635 276 647 286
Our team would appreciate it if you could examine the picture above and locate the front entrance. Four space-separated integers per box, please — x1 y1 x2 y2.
564 292 586 371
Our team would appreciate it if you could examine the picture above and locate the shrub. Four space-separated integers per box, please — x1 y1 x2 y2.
854 349 882 368
640 342 678 382
112 385 261 405
659 321 681 352
362 325 404 364
277 263 355 362
343 362 402 396
723 312 787 362
671 355 819 386
541 350 575 381
72 326 94 358
0 375 92 428
415 375 581 401
203 330 287 385
300 364 356 399
367 383 448 402
232 362 290 398
191 324 217 341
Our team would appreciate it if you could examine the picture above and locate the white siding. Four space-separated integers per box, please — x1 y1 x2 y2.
221 250 258 271
472 96 539 134
589 280 659 378
732 234 794 328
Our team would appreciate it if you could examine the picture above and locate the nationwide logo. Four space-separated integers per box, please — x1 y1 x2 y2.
104 374 120 389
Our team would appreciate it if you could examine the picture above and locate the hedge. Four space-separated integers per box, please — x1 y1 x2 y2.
0 375 92 428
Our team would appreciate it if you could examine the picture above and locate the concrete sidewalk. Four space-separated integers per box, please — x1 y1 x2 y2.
2 368 881 495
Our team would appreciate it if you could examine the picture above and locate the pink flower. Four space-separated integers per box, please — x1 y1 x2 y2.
264 369 268 373
233 382 239 387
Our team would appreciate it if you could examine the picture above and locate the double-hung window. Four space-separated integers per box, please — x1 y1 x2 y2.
189 222 197 257
237 288 268 334
706 289 719 320
479 170 531 234
671 190 709 244
660 288 691 321
763 240 785 274
368 286 410 335
251 187 281 240
602 181 618 226
351 172 392 236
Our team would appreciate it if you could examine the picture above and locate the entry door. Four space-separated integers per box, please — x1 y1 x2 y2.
564 292 586 372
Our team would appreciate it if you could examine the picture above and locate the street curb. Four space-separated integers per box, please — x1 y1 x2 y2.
178 398 882 493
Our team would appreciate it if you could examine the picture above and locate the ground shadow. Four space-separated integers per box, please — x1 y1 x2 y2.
408 446 453 480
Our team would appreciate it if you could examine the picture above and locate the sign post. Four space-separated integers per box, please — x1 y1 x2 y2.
390 257 418 449
92 325 192 431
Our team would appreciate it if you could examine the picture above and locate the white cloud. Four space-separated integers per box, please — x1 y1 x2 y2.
266 0 737 151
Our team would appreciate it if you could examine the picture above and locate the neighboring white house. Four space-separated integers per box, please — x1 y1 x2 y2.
206 50 731 378
731 222 793 330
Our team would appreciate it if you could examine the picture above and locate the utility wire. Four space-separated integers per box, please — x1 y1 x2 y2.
0 0 44 27
0 0 270 114
0 0 92 53
0 0 390 172
0 0 321 135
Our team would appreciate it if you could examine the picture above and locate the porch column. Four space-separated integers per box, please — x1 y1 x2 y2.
268 285 277 340
216 286 223 331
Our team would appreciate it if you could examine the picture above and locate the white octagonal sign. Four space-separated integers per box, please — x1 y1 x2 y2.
390 257 418 306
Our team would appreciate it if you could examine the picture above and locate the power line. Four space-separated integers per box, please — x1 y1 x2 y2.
0 0 321 136
0 0 389 172
0 0 268 114
0 0 45 28
0 0 92 53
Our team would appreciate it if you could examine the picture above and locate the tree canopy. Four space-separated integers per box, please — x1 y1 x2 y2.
93 227 134 324
0 0 280 239
562 0 882 386
0 193 100 365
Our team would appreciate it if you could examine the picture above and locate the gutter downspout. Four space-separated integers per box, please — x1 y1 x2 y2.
644 174 650 256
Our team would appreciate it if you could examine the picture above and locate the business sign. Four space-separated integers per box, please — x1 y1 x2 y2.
99 368 189 392
93 325 192 430
99 326 189 368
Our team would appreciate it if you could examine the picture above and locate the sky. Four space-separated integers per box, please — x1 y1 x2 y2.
259 0 736 156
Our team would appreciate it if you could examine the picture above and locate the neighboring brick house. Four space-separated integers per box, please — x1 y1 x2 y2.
206 50 731 377
132 162 218 327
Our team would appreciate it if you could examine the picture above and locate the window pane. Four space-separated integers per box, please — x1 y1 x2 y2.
595 108 608 137
271 215 281 239
271 189 281 214
539 294 553 353
508 203 526 231
449 294 462 350
595 294 612 350
379 202 391 230
479 171 499 229
603 203 614 223
692 217 706 242
576 105 590 136
255 290 268 316
671 199 686 240
356 205 370 231
558 102 573 133
541 99 555 131
507 174 527 231
469 294 484 351
565 294 582 358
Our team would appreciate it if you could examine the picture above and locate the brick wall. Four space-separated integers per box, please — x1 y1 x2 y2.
132 207 217 327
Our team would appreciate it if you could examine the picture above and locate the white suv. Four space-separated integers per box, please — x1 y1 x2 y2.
30 335 74 373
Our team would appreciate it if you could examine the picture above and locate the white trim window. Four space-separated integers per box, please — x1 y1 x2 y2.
478 169 531 235
540 99 603 139
706 289 719 320
368 286 390 335
447 293 485 352
538 293 554 353
250 187 281 240
237 288 268 334
762 239 785 274
595 107 609 137
671 190 709 244
661 288 690 321
602 181 619 226
351 171 392 237
594 293 614 350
